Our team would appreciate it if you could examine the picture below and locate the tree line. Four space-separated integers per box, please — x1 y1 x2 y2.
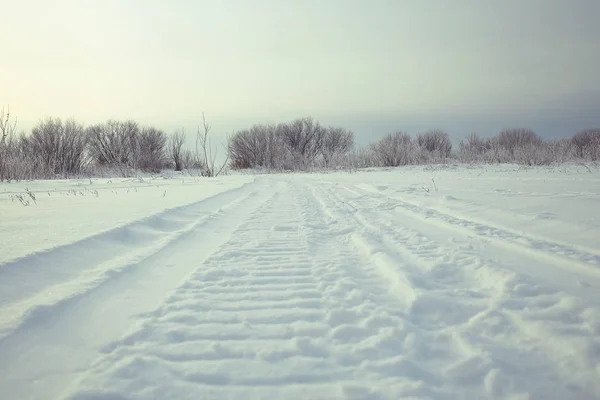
0 108 225 181
1 106 599 181
229 119 599 170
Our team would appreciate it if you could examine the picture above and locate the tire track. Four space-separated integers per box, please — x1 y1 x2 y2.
321 181 600 399
63 184 340 399
62 182 446 400
299 182 450 399
55 178 600 400
0 178 278 400
349 183 600 269
305 182 496 399
0 179 260 340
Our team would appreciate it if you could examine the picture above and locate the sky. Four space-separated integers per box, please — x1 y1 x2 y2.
1 0 599 145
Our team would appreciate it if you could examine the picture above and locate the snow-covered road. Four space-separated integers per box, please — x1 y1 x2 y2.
1 167 600 399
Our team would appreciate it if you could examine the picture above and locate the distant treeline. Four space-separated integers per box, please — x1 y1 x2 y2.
228 118 599 170
1 106 598 181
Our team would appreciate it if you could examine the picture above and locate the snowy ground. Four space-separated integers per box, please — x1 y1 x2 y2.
1 164 599 399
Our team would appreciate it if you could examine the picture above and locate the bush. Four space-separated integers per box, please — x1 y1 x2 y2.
229 124 283 170
277 117 326 169
496 128 542 156
573 129 600 160
169 130 186 171
457 131 578 166
321 127 354 167
87 120 139 167
136 127 167 172
370 132 416 167
341 147 377 170
26 118 88 176
87 120 167 172
228 117 355 171
417 129 452 161
457 133 492 163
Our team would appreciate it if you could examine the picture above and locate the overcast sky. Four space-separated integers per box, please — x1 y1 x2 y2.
2 0 599 143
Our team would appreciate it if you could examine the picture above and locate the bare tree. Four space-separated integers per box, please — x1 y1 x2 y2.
0 106 17 146
457 133 492 163
573 128 600 160
496 128 542 156
277 117 326 169
87 120 171 175
321 127 354 167
136 126 167 172
181 149 198 170
27 117 88 176
60 119 89 174
118 120 141 166
228 124 286 170
228 129 253 170
169 130 186 171
29 117 61 173
417 129 452 160
87 120 140 167
0 106 18 181
195 113 229 177
228 118 356 171
86 124 113 166
371 132 416 167
229 127 265 170
465 133 489 153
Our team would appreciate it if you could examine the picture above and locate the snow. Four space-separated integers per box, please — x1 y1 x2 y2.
1 164 599 399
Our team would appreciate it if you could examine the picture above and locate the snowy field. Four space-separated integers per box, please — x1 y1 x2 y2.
1 164 600 399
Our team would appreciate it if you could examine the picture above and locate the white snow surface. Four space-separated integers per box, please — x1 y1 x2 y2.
1 164 600 400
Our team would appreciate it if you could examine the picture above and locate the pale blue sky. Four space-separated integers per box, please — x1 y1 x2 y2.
2 0 599 143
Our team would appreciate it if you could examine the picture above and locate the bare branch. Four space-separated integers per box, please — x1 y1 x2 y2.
0 106 18 146
194 113 230 177
169 130 186 171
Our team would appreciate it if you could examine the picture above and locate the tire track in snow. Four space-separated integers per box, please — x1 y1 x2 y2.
350 183 600 270
0 178 279 400
64 184 343 399
0 179 259 340
62 181 445 400
51 178 600 400
299 183 450 399
306 182 502 399
323 182 600 399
